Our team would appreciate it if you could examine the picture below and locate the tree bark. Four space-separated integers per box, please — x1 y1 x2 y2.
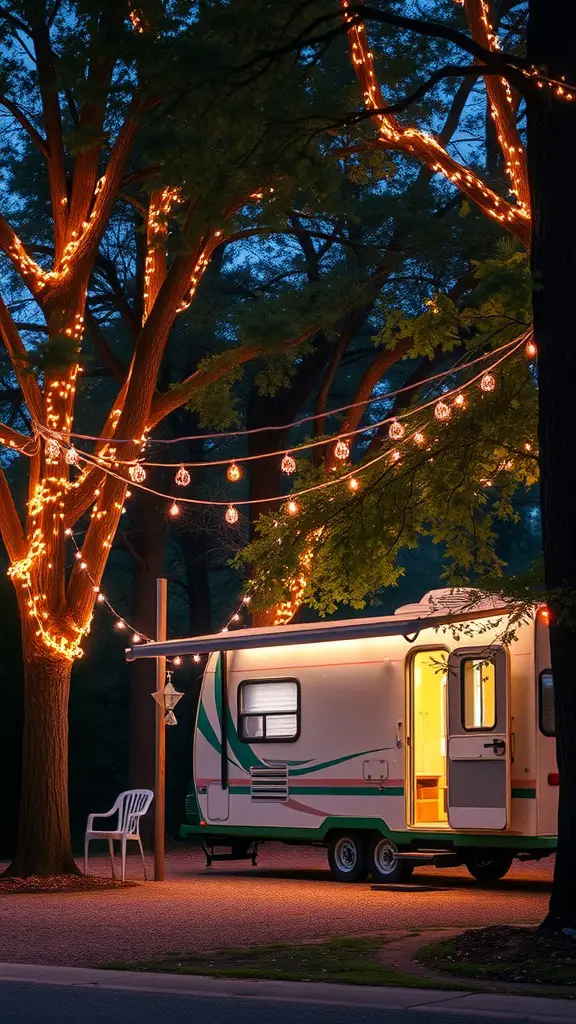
527 0 576 929
6 652 77 877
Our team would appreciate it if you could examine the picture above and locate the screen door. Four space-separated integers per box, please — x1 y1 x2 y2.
447 646 509 830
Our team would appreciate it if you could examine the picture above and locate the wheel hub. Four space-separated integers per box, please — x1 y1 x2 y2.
334 838 358 872
374 839 398 874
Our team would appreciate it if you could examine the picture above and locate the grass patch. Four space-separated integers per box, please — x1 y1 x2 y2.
417 926 576 987
102 935 464 989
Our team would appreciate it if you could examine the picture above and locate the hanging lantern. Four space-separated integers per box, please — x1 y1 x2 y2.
45 438 60 461
281 453 296 475
388 419 405 440
169 501 180 517
227 461 242 482
151 673 184 727
175 465 191 487
129 463 146 483
65 446 78 466
480 372 496 393
434 401 451 422
334 439 350 461
225 504 239 525
286 500 299 515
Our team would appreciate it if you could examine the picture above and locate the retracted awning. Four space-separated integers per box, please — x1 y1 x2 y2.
124 604 510 662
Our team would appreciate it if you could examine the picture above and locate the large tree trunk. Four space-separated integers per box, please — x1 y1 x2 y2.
527 1 576 928
6 652 77 877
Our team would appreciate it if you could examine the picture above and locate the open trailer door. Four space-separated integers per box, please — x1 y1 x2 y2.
447 646 510 830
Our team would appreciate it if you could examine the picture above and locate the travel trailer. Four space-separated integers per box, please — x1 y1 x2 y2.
126 589 557 884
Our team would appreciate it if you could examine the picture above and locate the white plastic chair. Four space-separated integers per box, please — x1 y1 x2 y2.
84 789 153 881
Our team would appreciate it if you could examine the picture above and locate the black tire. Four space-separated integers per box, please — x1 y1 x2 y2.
327 832 369 882
368 835 414 884
464 850 514 884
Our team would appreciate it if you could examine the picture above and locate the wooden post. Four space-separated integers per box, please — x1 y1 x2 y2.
154 577 167 882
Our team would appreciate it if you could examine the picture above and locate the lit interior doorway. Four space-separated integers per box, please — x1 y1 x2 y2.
411 649 449 827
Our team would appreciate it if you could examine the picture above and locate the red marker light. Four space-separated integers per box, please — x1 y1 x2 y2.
548 772 560 786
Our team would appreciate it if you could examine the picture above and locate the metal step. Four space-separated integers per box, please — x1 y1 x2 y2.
201 840 258 867
395 851 462 867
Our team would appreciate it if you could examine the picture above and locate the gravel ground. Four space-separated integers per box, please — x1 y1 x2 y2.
0 845 553 968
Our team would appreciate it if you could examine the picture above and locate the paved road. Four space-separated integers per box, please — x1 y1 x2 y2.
0 845 553 967
0 984 532 1024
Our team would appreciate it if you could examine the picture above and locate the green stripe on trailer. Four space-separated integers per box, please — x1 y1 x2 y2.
512 788 537 799
181 818 556 850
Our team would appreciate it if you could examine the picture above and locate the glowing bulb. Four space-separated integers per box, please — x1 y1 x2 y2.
74 551 82 559
45 438 60 461
287 500 299 515
193 654 201 663
391 450 401 462
414 431 426 445
132 633 141 643
454 394 465 408
225 504 239 525
232 614 240 622
281 453 296 474
169 502 180 517
175 465 191 487
227 462 242 482
334 439 350 461
173 656 182 666
129 463 146 483
80 561 87 569
434 401 451 422
65 446 78 466
243 595 251 604
348 477 359 491
388 419 405 440
115 620 125 629
525 340 537 359
480 372 496 392
97 593 105 603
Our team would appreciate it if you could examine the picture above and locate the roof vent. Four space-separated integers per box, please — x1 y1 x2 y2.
394 588 503 617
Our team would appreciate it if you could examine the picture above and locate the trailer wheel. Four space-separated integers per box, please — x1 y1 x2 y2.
369 836 414 884
327 833 369 882
464 851 514 884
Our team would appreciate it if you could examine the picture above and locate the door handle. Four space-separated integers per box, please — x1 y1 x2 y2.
484 738 506 755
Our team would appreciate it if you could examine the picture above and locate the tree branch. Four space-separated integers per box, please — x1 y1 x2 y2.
343 11 531 247
149 327 317 427
0 96 48 158
30 11 68 256
85 311 127 385
0 296 43 422
0 466 25 562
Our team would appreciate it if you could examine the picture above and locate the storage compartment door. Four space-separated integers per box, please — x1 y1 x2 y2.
206 782 230 821
447 646 509 830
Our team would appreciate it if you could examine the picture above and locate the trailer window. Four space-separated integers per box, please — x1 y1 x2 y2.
239 679 299 742
539 670 555 737
461 658 496 730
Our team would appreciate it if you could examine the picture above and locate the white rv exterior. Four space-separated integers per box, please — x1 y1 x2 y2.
127 588 558 883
